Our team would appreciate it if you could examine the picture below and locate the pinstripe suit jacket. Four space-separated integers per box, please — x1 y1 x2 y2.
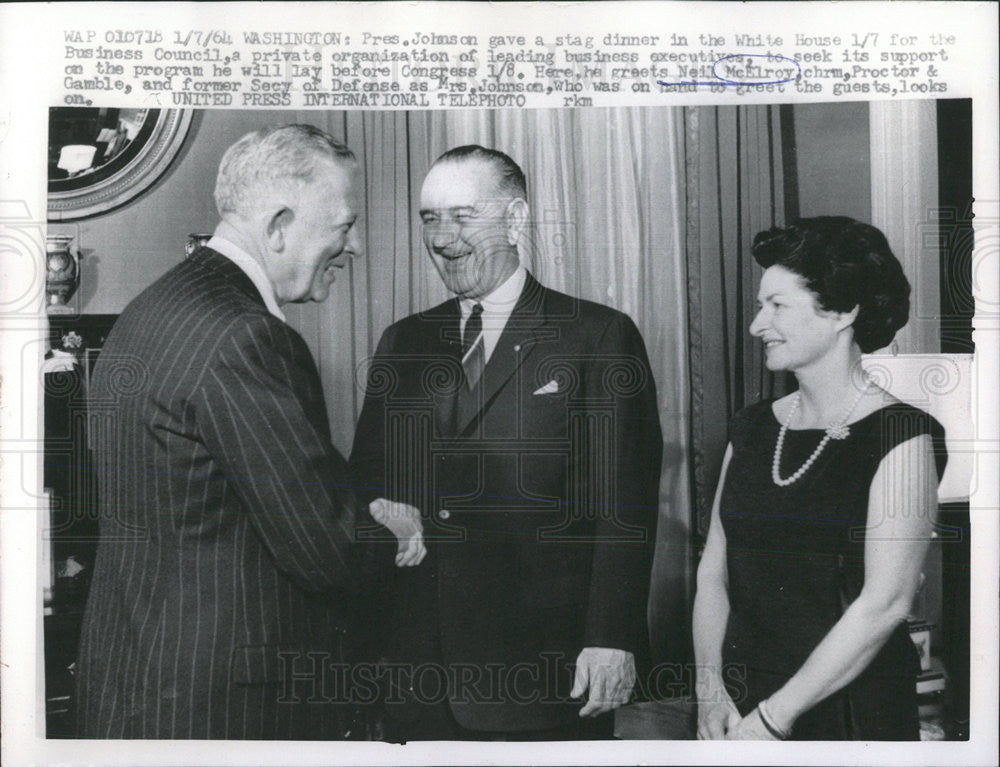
76 248 361 739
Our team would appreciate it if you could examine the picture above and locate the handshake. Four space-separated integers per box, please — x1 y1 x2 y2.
368 498 427 567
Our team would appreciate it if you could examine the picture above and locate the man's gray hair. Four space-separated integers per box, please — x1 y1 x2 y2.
214 124 355 217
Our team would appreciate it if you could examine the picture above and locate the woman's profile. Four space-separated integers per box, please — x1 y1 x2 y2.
693 216 948 740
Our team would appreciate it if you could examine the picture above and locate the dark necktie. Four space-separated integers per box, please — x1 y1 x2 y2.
462 303 485 389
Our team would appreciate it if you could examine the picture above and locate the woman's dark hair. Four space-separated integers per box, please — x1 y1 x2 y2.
752 216 911 353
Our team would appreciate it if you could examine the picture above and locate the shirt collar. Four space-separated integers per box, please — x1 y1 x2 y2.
460 266 527 318
207 235 285 322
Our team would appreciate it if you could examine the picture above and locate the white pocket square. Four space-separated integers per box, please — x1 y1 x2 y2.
533 380 560 395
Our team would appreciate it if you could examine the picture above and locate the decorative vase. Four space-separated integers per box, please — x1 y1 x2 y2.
185 233 213 258
45 234 79 313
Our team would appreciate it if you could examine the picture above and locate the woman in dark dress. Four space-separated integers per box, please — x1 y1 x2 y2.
693 217 947 741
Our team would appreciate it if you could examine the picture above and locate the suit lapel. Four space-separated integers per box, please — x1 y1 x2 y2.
428 299 463 438
455 274 549 436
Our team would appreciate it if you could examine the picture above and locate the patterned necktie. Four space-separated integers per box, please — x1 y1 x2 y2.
462 303 485 389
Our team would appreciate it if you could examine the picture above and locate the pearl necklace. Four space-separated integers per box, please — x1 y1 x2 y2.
771 380 873 487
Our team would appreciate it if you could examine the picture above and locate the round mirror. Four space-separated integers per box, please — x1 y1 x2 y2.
48 108 192 221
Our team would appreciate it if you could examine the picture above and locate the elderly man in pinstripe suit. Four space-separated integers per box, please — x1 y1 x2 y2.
75 125 423 739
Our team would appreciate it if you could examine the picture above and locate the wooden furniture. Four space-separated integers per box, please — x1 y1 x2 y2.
43 314 117 737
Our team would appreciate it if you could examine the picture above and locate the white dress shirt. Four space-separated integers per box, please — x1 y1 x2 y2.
207 235 285 322
459 266 527 365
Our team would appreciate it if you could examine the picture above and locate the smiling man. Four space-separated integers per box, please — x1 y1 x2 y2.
75 125 422 740
351 146 663 741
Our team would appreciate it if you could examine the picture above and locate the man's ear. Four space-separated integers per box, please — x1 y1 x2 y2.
834 304 860 332
265 205 294 252
505 198 528 246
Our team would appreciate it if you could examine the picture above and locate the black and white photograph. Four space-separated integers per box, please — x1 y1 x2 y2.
1 3 998 766
38 100 973 742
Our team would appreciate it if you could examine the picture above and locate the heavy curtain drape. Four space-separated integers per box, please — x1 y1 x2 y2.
870 100 941 355
284 108 692 667
684 105 792 530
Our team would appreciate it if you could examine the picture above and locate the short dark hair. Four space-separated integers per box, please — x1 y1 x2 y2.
434 144 527 201
752 216 910 353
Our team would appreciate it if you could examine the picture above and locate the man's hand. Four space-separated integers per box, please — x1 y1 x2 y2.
368 498 426 567
570 647 635 717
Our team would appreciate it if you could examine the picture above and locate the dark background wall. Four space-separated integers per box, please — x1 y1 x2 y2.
793 101 871 221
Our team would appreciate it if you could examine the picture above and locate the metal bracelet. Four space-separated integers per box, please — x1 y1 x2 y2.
757 699 792 740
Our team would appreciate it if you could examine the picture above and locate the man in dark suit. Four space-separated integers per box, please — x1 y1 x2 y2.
75 125 423 739
351 146 663 740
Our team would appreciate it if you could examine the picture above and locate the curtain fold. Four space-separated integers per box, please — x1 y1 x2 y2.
869 100 941 354
685 105 791 530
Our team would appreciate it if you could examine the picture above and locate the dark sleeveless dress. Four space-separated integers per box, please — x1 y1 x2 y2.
720 400 947 740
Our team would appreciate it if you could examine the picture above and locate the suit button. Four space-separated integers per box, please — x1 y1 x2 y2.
439 509 451 520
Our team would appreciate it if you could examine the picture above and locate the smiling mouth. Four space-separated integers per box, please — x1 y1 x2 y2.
764 340 784 349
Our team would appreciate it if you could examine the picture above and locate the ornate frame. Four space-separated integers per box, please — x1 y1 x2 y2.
47 109 193 221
